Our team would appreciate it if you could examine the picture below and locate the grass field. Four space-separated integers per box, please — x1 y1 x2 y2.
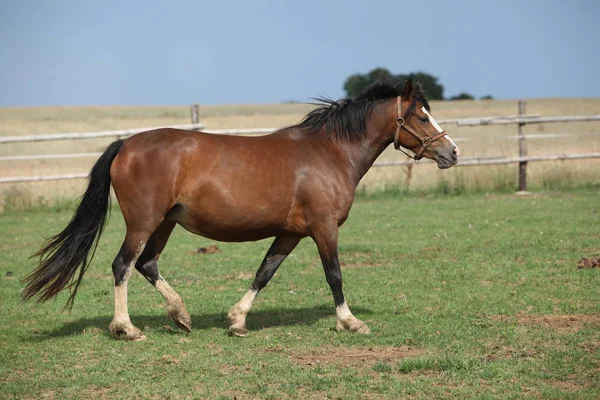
1 98 600 211
1 188 599 399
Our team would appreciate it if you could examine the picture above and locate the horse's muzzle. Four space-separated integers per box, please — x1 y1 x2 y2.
435 146 459 169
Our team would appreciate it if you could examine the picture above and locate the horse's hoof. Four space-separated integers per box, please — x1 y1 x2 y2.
354 324 371 335
127 332 147 341
173 318 192 333
228 325 248 337
336 318 371 334
169 307 192 333
109 321 147 341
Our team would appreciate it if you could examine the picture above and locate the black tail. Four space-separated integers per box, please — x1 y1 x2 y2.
22 140 124 309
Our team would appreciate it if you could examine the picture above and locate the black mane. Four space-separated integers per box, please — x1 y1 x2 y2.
293 79 430 141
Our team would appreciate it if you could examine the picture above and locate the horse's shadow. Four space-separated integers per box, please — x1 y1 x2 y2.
24 305 373 341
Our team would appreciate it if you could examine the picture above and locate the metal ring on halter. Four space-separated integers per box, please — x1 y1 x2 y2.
396 117 405 126
422 137 431 146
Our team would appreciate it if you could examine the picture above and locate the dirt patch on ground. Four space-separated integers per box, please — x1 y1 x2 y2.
485 345 537 361
517 314 600 333
578 341 599 353
78 386 112 398
543 373 593 393
545 380 583 392
577 257 600 269
492 313 600 333
193 245 221 254
289 345 425 367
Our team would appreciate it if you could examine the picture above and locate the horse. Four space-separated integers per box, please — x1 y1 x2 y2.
23 79 459 340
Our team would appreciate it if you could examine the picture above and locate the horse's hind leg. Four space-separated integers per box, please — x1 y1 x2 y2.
109 231 150 341
228 234 301 337
134 220 192 332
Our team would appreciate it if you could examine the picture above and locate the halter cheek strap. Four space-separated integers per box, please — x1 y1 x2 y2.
393 96 447 161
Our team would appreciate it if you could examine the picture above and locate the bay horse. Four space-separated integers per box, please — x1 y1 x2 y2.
23 79 459 340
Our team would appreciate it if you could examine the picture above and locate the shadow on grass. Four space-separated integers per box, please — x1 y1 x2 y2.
23 305 373 341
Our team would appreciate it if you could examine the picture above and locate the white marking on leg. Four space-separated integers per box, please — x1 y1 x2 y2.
113 253 137 323
155 275 191 331
113 282 130 323
237 289 258 314
155 276 181 304
111 241 146 339
335 302 370 334
228 289 258 336
336 302 354 322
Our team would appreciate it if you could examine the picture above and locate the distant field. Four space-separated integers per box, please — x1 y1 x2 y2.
1 98 600 211
1 188 599 398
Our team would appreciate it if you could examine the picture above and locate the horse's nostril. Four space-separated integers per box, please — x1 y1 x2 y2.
453 147 460 156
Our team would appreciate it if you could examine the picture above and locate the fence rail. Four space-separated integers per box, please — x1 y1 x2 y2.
457 114 600 126
0 123 204 144
0 173 89 184
1 104 600 190
0 152 102 161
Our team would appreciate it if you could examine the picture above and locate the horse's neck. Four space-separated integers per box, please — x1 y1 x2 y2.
338 137 390 186
338 107 394 186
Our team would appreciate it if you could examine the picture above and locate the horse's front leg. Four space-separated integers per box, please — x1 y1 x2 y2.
312 227 370 334
227 234 301 336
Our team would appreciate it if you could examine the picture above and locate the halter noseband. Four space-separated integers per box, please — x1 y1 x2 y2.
393 96 447 160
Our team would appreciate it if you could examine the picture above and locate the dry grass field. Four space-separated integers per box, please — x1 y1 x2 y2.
1 98 599 211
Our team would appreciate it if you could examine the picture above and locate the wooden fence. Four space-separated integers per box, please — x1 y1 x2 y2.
1 102 600 190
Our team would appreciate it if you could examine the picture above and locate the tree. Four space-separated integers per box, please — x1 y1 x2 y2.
343 68 444 100
367 67 393 82
343 74 371 99
480 95 494 100
396 72 444 100
449 92 475 101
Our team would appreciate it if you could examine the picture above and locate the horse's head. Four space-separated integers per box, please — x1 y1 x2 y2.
393 79 459 169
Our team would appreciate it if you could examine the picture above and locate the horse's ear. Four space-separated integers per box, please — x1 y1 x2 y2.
402 79 414 102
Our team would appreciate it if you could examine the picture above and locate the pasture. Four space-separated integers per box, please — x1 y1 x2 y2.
2 98 600 211
1 188 599 399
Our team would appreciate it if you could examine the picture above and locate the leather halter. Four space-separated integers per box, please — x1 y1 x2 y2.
393 96 447 160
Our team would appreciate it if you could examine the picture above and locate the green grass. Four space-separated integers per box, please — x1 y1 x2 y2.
1 188 600 399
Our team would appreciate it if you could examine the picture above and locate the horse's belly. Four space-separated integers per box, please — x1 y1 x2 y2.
170 201 289 242
178 219 281 242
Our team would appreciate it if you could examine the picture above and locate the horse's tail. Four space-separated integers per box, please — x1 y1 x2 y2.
22 139 125 309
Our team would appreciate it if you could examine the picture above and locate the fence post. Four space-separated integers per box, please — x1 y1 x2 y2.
518 100 528 192
190 104 200 129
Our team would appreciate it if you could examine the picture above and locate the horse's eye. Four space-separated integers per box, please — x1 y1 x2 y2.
419 116 429 124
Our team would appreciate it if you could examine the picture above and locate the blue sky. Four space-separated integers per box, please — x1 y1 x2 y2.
0 0 598 106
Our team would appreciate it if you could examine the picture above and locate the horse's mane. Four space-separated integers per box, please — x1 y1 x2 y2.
290 79 431 141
